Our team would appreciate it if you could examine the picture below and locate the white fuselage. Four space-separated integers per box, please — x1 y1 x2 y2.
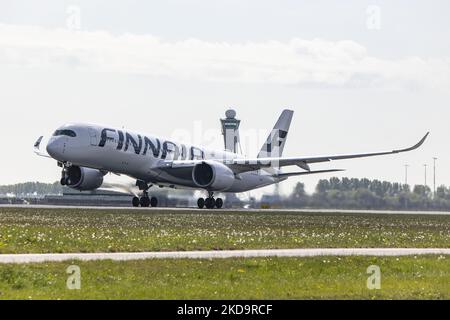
46 123 281 193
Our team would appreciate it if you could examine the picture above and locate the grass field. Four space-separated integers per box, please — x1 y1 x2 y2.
0 207 449 300
0 255 448 299
0 207 449 254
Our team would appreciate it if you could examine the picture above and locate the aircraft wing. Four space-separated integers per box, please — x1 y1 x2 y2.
228 132 429 173
164 132 429 174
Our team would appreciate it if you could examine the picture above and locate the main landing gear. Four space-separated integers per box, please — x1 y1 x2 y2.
132 181 158 208
197 192 223 209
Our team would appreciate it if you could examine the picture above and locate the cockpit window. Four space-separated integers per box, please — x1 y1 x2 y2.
53 129 77 137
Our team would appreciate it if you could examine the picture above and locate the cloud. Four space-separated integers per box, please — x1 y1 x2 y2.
0 23 449 90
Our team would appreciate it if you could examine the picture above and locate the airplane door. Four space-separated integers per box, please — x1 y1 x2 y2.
88 128 98 146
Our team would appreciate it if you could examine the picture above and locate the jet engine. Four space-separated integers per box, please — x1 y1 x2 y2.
62 166 105 191
192 161 235 191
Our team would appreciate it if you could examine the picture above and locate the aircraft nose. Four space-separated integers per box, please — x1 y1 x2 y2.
46 138 64 159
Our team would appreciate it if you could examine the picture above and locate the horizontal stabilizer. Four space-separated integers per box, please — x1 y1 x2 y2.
275 169 345 178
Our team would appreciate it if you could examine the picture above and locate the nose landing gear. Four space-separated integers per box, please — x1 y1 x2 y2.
197 192 223 209
59 162 71 186
132 180 158 208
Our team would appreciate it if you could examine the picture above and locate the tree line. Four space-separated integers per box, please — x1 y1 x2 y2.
286 177 450 210
0 182 63 197
2 178 450 211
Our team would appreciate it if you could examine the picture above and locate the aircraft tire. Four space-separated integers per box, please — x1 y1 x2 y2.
215 198 223 209
197 198 205 209
150 197 158 207
140 196 150 207
132 196 140 207
205 198 215 209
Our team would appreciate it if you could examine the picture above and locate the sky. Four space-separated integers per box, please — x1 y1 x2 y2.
0 0 449 196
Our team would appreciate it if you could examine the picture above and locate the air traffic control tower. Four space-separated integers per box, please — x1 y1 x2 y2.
220 109 241 154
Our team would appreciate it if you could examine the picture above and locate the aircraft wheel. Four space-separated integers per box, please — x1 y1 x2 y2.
205 197 215 209
60 177 67 186
140 196 150 207
215 198 223 209
150 197 158 207
132 196 140 207
197 198 205 209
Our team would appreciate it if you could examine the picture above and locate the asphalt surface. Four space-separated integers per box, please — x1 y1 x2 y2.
1 204 450 215
0 248 449 264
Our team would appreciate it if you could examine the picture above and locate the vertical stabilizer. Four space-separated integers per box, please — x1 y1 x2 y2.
257 109 293 158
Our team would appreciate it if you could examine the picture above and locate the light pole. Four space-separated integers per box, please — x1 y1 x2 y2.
404 164 409 210
424 164 428 187
404 164 409 185
433 157 438 197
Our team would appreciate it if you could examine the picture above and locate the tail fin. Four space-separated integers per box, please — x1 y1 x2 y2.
258 109 293 158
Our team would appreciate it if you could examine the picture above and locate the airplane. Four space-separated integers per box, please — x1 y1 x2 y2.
34 110 429 209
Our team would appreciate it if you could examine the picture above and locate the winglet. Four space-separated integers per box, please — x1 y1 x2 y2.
393 132 430 153
33 135 51 158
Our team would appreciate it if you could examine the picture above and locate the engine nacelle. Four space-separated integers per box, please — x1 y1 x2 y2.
66 166 104 191
192 161 235 191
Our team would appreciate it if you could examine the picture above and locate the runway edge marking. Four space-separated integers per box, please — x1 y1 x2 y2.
1 248 449 264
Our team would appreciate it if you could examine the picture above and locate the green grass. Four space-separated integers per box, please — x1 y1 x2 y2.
0 208 449 253
0 256 448 299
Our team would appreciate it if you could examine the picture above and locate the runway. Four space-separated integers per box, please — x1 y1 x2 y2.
1 248 449 264
1 204 450 215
